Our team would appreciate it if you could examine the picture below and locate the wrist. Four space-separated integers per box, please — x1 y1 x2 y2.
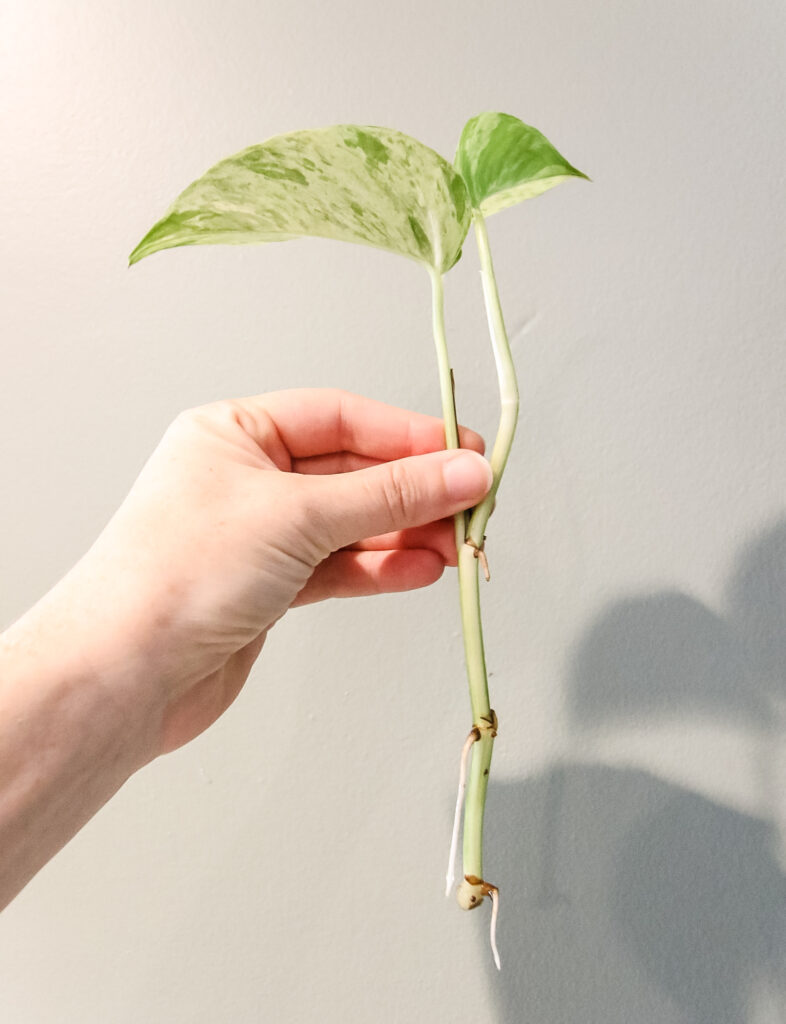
10 563 165 750
0 577 165 907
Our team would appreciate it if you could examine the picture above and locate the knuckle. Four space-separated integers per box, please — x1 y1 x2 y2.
381 462 417 527
288 477 335 560
168 399 249 440
170 405 198 429
163 407 199 443
168 401 219 433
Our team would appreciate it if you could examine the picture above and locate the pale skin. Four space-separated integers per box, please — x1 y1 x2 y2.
0 388 491 910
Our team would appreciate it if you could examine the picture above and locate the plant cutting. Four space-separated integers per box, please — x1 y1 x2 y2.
130 113 586 968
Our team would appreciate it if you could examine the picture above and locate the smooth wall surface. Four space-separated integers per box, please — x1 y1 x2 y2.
2 1 785 1021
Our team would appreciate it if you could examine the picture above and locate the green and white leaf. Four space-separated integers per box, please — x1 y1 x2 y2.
130 125 471 274
455 112 588 216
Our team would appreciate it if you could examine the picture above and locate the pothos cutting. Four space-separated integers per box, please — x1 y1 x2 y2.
130 112 587 968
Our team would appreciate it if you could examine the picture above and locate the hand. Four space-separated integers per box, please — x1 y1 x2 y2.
0 390 490 908
52 389 490 754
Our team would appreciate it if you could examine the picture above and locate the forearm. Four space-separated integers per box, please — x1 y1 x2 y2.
0 574 162 909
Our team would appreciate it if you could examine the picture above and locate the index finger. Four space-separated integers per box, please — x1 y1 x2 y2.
235 388 485 461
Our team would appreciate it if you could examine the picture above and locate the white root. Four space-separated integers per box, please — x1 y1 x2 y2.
488 886 501 971
445 729 479 897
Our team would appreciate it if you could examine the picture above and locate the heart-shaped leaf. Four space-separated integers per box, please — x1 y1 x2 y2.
455 112 588 215
129 125 471 274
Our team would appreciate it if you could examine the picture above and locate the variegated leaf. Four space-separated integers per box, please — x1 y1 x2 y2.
455 112 588 215
129 125 470 274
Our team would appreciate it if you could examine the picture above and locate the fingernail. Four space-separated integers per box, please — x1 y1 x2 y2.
443 451 493 501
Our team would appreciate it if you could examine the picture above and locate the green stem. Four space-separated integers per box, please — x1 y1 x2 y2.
455 212 519 902
428 266 493 888
466 212 519 548
457 542 493 882
428 267 465 555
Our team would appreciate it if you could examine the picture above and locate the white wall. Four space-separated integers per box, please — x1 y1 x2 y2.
2 1 785 1020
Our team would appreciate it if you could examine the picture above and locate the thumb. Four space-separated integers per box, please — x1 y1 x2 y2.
306 449 493 552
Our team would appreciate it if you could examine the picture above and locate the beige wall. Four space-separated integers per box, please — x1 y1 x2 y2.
2 1 785 1020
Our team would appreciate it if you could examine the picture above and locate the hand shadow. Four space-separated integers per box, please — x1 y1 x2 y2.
474 516 786 1024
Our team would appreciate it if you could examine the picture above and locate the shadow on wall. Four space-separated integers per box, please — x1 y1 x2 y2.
478 517 786 1024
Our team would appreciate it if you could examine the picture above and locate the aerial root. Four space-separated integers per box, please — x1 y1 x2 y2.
488 885 501 970
456 875 501 970
445 727 480 897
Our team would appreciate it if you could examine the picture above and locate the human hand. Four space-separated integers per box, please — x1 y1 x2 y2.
58 389 490 754
0 389 490 907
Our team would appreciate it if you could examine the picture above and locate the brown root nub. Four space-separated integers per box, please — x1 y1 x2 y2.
476 709 498 738
456 876 486 910
457 873 499 910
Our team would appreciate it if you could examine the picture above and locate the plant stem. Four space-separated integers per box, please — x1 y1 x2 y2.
428 267 465 554
430 214 518 936
428 265 494 889
457 540 493 883
466 212 519 548
454 211 520 926
459 210 519 902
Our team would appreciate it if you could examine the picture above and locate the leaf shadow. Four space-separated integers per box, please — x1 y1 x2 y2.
481 767 785 1024
476 515 786 1023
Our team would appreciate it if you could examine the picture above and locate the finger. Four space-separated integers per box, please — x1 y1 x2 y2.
348 519 459 565
234 389 485 460
293 549 446 605
292 451 382 475
303 448 492 552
